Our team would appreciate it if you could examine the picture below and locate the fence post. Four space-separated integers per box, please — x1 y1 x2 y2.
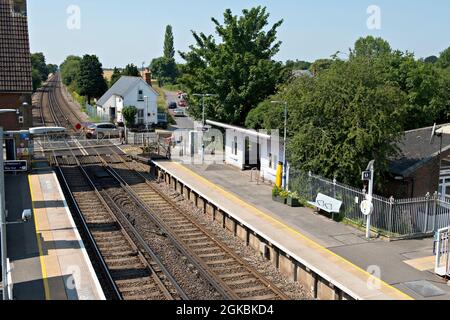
388 196 394 235
424 192 430 233
308 171 312 200
432 191 438 232
332 177 337 221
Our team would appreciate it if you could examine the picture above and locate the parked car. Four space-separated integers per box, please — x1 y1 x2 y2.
178 100 187 107
85 123 120 139
173 108 185 117
168 102 177 109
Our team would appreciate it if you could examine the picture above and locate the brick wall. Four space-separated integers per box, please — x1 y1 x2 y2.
0 92 32 130
384 148 450 198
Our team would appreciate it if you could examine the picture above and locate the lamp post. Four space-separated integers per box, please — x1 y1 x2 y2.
271 101 288 189
0 109 19 300
193 93 217 164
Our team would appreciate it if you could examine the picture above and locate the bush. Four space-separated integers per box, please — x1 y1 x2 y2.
122 106 137 126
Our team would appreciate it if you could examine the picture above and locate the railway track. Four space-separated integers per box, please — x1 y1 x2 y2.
55 155 187 300
97 152 289 300
38 73 84 132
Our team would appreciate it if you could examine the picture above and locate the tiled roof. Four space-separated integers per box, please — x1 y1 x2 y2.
389 124 450 176
0 0 32 93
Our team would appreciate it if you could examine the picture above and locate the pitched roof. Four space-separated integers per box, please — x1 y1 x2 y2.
0 0 32 93
96 76 158 106
389 124 450 176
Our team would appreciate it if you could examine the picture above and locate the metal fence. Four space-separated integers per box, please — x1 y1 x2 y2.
85 104 110 122
289 169 450 238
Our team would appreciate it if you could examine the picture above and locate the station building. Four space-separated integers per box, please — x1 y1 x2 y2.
385 124 450 199
0 0 33 131
205 120 285 184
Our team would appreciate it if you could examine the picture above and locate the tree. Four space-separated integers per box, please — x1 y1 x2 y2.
310 59 333 75
438 47 450 68
150 56 178 86
60 55 82 89
250 59 406 185
149 25 178 86
31 53 49 81
110 67 122 87
424 55 438 64
122 106 137 126
179 6 284 126
285 60 311 70
164 25 175 59
77 54 108 104
31 68 42 91
122 64 140 77
351 36 391 59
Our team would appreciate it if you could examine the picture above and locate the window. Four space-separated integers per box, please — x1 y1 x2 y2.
138 89 144 101
233 136 238 155
11 0 27 17
273 154 278 170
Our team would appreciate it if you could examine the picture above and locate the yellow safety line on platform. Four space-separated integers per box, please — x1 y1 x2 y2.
28 175 51 300
172 162 414 300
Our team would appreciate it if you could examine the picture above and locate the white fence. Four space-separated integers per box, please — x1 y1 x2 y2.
289 169 450 238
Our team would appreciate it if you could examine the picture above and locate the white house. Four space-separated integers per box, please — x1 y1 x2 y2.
206 120 285 183
96 76 158 126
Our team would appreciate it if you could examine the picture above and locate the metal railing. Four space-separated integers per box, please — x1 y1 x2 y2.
289 169 450 238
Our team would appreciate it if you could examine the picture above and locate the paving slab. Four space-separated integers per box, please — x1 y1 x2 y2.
153 161 450 300
4 172 105 300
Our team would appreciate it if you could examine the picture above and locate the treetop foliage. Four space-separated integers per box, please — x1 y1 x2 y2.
179 6 284 126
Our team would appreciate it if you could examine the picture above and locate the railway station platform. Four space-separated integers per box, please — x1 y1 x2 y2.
4 171 104 300
151 160 450 300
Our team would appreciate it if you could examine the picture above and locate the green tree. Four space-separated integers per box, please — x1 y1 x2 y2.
60 55 82 89
438 47 450 68
179 6 283 125
310 59 333 75
31 52 49 81
164 25 175 59
109 67 122 87
265 59 405 184
122 106 137 126
351 36 392 59
77 54 108 104
122 64 140 77
31 68 42 91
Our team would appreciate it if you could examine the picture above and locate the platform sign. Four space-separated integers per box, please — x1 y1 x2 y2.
362 170 372 181
4 160 28 172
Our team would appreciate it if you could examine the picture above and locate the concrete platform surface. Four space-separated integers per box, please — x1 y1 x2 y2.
5 172 104 300
154 161 450 300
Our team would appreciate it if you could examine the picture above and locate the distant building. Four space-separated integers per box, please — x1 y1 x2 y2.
385 124 450 198
96 76 159 126
0 0 33 130
292 69 313 78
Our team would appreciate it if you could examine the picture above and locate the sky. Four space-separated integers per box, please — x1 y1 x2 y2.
27 0 450 68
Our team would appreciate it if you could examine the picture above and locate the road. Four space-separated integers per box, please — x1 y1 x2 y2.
164 89 195 130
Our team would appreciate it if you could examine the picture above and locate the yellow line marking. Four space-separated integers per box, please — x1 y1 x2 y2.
171 162 414 300
28 174 51 300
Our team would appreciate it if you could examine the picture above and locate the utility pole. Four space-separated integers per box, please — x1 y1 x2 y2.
193 93 217 164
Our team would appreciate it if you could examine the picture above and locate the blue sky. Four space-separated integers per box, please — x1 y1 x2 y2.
28 0 450 68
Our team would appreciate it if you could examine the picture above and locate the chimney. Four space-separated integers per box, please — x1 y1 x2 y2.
143 68 152 87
